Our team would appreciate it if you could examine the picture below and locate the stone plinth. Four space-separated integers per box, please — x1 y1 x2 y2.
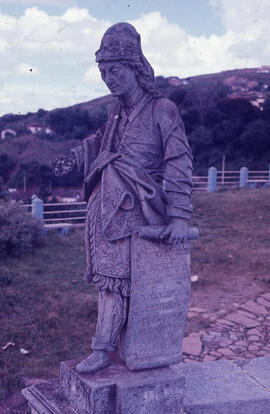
174 357 270 414
60 353 184 414
22 356 270 414
22 379 75 414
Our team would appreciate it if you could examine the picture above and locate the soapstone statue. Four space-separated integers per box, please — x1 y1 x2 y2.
51 22 194 374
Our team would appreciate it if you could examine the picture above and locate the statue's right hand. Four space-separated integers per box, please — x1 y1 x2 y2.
49 154 77 176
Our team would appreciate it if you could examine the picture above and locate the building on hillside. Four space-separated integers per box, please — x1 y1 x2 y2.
27 123 53 135
257 66 270 74
1 128 16 140
167 76 182 86
223 75 259 92
27 123 43 134
227 91 266 109
45 126 53 135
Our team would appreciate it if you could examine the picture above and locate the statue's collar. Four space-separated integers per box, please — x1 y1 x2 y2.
118 91 153 124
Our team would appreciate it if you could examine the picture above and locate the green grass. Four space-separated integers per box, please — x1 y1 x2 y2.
1 187 270 399
0 230 97 399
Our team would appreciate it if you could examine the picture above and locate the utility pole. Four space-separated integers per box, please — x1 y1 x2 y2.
23 170 27 192
221 155 226 185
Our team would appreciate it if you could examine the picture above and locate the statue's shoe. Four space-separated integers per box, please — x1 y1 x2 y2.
76 351 110 374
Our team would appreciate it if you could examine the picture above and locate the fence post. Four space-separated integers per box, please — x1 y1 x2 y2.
31 194 44 223
239 167 248 188
207 167 217 192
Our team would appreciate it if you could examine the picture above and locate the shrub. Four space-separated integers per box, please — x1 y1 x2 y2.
0 202 43 257
0 266 15 286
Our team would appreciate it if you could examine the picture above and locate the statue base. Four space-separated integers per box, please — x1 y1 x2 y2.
22 352 184 414
22 356 270 414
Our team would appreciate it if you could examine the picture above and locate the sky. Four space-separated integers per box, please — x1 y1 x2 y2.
0 0 269 116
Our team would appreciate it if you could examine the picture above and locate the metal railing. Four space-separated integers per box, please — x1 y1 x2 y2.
23 201 87 228
193 169 269 191
24 167 269 227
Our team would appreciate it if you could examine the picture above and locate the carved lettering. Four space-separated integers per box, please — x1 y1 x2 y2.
121 234 191 369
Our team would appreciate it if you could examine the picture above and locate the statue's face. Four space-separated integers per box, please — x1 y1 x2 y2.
98 61 138 98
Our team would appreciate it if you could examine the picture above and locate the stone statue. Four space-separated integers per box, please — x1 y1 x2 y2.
51 22 193 375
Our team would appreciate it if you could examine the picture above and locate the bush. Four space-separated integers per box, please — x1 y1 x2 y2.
0 266 15 286
0 202 43 257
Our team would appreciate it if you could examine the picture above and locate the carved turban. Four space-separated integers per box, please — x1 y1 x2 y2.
95 22 154 83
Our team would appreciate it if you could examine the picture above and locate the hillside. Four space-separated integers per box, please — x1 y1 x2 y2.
0 66 270 194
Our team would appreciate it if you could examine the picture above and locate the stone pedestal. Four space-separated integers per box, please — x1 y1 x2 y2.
22 353 184 414
23 356 270 414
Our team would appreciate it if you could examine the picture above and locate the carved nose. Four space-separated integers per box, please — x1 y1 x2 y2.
105 73 113 83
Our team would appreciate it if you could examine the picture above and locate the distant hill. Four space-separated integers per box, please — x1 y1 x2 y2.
0 66 270 194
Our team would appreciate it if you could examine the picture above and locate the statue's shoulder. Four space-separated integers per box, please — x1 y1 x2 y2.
153 96 180 123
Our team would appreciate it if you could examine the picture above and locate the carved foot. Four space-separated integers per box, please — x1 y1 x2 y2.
76 351 110 374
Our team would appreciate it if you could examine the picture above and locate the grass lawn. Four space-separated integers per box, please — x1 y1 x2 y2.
0 187 270 400
0 230 97 400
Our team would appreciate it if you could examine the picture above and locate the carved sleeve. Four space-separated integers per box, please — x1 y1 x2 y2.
155 99 193 220
72 129 104 176
50 128 104 177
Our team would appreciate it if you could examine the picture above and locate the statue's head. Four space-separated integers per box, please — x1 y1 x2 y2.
95 22 156 97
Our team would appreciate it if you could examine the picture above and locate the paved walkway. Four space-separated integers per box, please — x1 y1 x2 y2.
182 292 270 363
2 293 269 413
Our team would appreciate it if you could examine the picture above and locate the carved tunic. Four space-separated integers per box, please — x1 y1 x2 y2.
72 92 193 295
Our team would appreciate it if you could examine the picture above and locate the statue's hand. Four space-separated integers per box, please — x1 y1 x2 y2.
49 154 77 176
159 219 187 244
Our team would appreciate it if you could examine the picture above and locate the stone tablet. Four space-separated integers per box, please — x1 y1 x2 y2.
120 228 191 370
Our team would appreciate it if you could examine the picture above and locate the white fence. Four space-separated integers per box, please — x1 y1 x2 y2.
193 169 270 191
24 168 269 228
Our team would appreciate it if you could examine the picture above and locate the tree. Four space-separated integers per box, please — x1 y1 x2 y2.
213 118 243 150
182 108 201 134
0 154 15 183
169 88 186 107
239 119 270 156
36 108 47 118
155 76 168 90
205 109 226 127
188 126 217 173
189 126 213 153
88 106 108 132
217 98 260 123
262 98 270 121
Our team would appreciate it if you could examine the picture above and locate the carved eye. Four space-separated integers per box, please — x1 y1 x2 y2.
111 67 120 75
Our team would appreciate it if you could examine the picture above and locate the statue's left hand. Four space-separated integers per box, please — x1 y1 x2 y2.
159 219 187 244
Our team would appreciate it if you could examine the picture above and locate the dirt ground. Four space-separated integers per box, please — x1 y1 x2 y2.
186 187 270 333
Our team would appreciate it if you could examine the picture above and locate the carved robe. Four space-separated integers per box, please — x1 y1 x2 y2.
72 92 193 294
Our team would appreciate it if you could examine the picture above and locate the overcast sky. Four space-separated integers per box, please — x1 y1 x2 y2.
0 0 269 116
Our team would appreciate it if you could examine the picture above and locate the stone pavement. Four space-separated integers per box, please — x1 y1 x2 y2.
182 292 270 363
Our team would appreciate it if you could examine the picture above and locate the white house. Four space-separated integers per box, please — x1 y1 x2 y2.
27 123 43 134
1 128 16 140
45 127 53 135
27 123 53 135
